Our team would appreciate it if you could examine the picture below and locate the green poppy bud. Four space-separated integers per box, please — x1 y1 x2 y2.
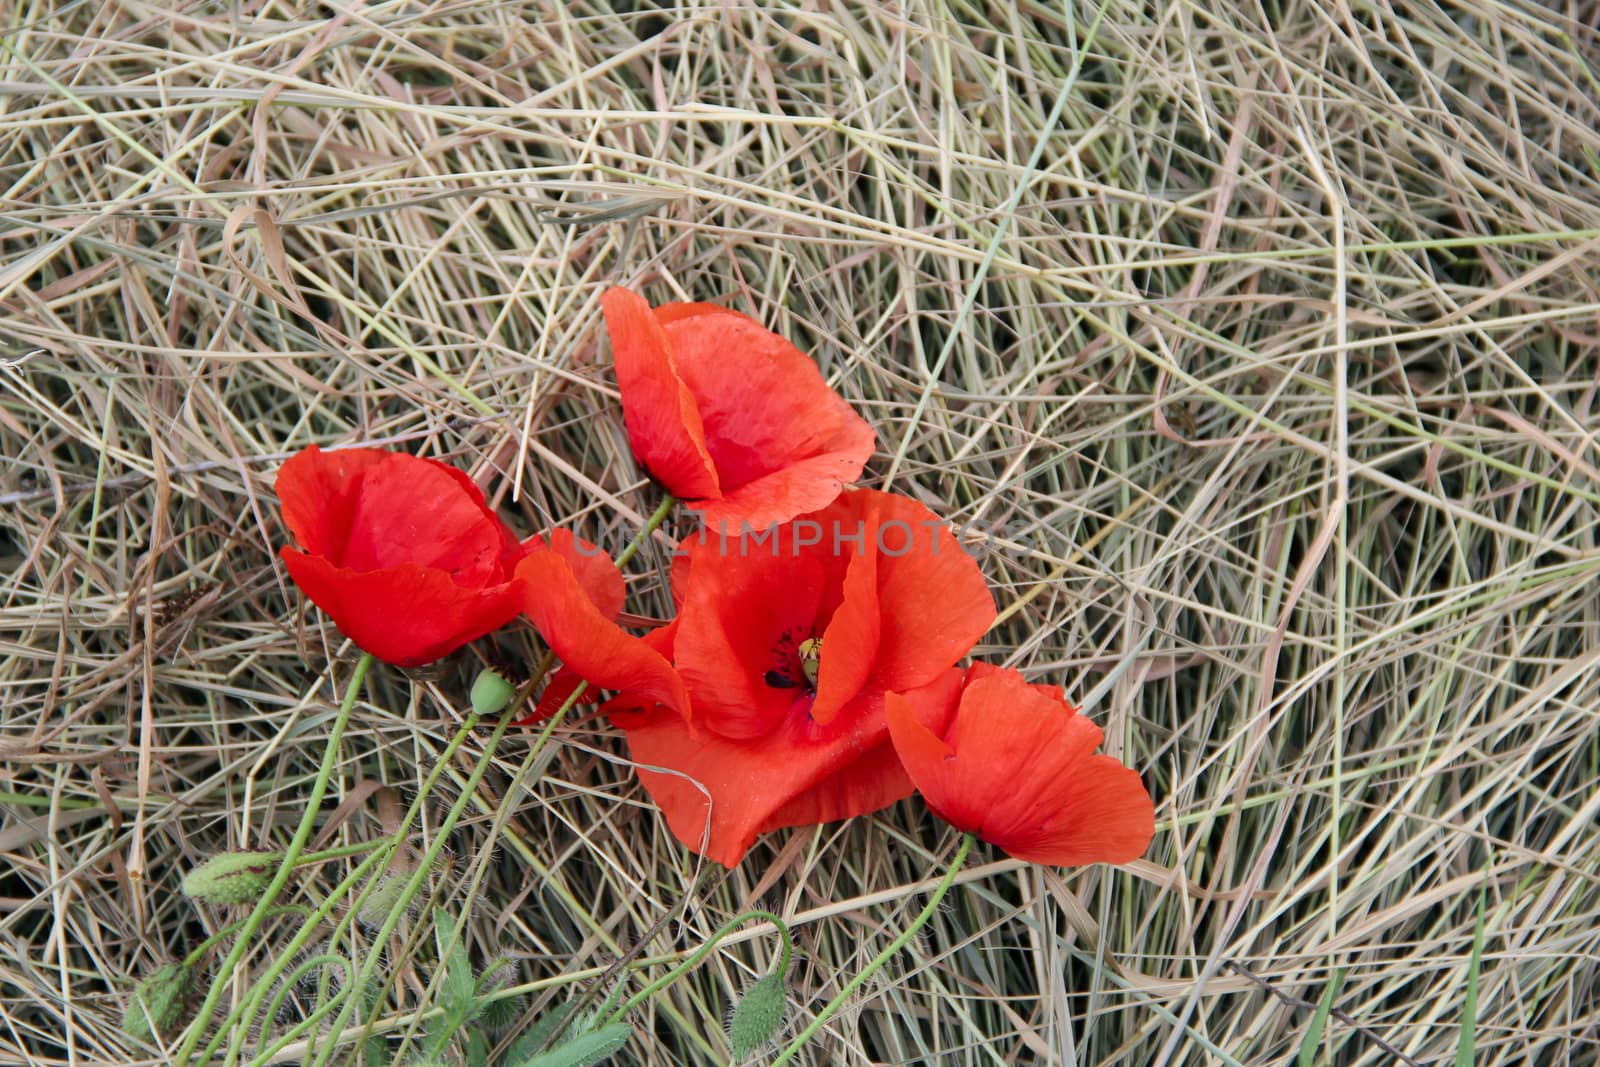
481 990 523 1032
180 851 283 905
471 667 517 715
728 972 787 1059
355 872 412 930
122 961 191 1042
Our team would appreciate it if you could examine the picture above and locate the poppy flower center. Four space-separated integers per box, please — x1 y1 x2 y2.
764 631 821 694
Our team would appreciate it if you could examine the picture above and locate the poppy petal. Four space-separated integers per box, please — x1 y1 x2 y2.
602 287 720 500
513 549 690 718
661 306 875 493
340 455 505 582
275 445 389 561
530 529 626 620
672 550 825 740
618 693 890 867
864 492 996 691
696 418 876 533
281 548 523 667
810 547 881 725
887 668 1154 866
520 667 596 725
761 668 963 831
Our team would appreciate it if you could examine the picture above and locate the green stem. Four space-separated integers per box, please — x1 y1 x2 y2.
604 910 794 1026
182 907 313 969
770 834 975 1066
615 493 676 569
174 651 374 1067
306 703 517 1067
216 846 395 1067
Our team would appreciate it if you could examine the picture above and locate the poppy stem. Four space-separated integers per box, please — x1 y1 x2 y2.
179 905 314 969
614 493 677 570
172 650 375 1067
602 909 795 1026
302 679 537 1067
769 832 976 1065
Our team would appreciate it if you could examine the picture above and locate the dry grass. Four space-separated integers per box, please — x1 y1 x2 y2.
3 1 1600 1064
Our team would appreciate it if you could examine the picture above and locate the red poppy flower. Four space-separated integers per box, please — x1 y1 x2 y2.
594 489 996 866
601 286 875 530
277 446 618 668
886 663 1154 866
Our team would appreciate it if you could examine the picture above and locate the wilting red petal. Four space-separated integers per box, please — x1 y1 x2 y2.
276 447 535 666
697 419 876 535
601 287 720 500
280 549 523 667
339 455 504 582
886 667 1154 866
514 549 689 718
521 667 596 724
865 494 995 690
620 673 954 867
760 668 963 832
603 287 875 528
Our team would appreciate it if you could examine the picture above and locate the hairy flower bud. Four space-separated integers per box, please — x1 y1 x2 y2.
728 972 787 1058
181 851 282 905
122 962 191 1042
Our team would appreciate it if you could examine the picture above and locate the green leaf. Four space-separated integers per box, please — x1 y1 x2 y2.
467 1028 491 1067
500 1002 576 1065
1456 888 1488 1067
1295 968 1346 1067
510 1022 632 1067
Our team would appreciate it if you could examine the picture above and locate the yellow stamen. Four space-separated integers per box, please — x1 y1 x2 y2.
798 636 822 688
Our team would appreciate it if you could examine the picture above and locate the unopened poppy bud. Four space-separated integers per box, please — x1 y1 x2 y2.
481 990 523 1032
355 872 412 930
471 667 516 716
181 851 282 905
122 961 191 1042
728 972 787 1058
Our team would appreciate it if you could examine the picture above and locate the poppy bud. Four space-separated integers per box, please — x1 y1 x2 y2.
355 872 414 930
471 666 517 716
181 851 283 905
727 972 787 1058
122 961 191 1042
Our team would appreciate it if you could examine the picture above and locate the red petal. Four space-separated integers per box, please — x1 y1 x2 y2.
762 668 963 831
602 287 720 500
519 667 597 725
860 491 996 691
620 684 913 867
339 454 505 583
514 549 689 717
661 306 874 493
696 415 875 531
671 548 825 740
530 529 626 620
888 667 1154 866
280 548 521 667
809 547 880 725
275 446 389 561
